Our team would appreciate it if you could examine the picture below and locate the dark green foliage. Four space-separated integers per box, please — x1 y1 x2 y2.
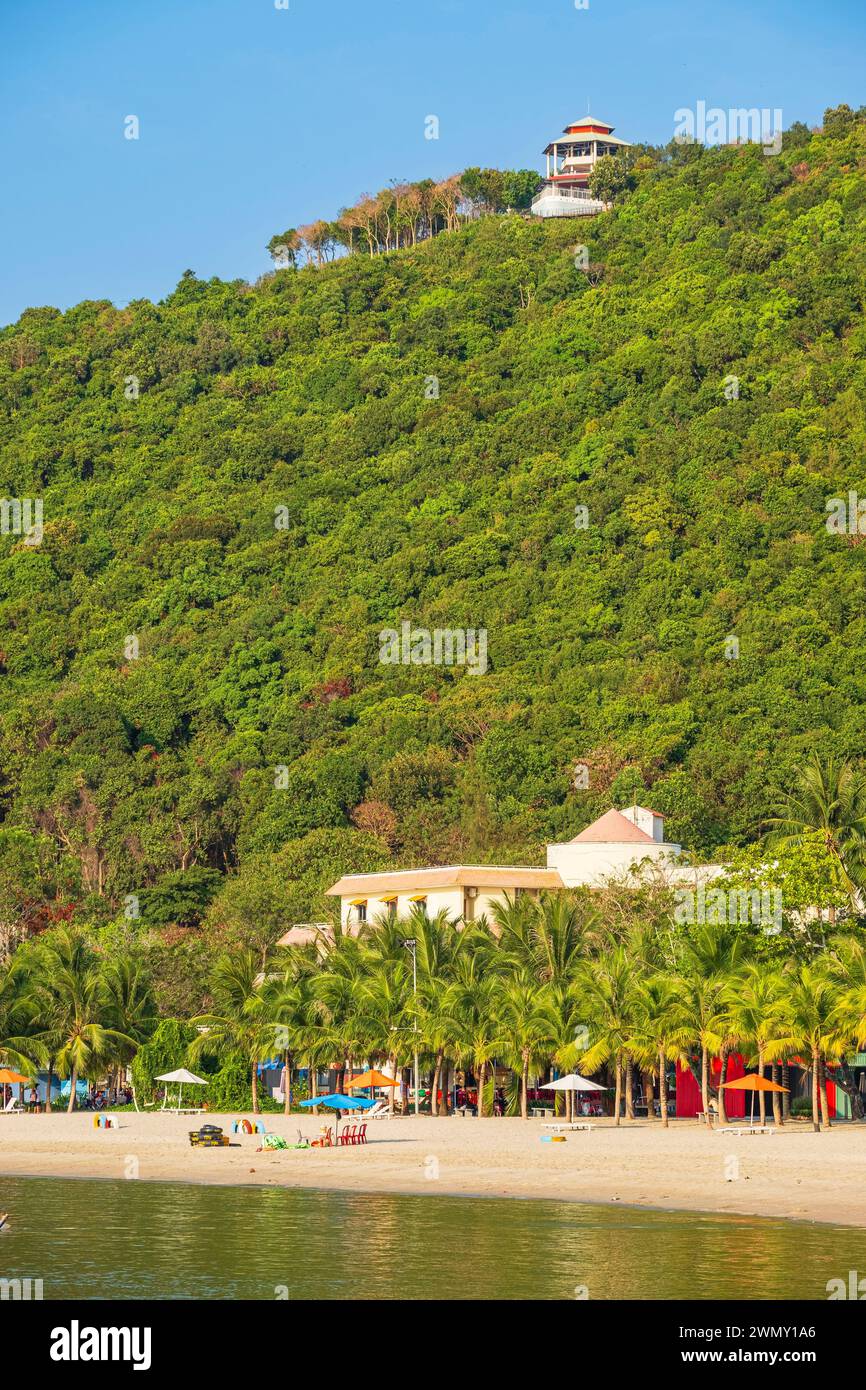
130 1018 195 1098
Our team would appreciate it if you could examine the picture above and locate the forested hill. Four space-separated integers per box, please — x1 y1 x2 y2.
2 119 866 947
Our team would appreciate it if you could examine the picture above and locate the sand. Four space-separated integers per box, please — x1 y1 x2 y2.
1 1110 865 1226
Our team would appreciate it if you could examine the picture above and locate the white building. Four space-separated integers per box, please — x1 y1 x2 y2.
531 114 631 219
279 805 716 946
547 805 682 887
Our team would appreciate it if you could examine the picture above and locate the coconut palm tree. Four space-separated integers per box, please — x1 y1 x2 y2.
444 926 502 1117
102 957 158 1099
577 945 639 1125
495 972 556 1119
769 753 866 911
785 962 840 1131
631 974 692 1129
724 963 792 1125
191 951 275 1113
37 929 133 1112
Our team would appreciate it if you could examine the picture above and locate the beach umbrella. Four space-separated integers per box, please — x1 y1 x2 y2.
155 1068 208 1113
299 1092 376 1143
345 1070 401 1090
720 1073 788 1126
0 1068 30 1112
541 1072 607 1118
541 1073 607 1092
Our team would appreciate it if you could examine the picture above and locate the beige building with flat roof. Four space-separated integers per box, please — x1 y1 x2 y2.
278 805 716 947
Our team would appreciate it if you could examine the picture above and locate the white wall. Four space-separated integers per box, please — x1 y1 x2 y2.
546 841 681 888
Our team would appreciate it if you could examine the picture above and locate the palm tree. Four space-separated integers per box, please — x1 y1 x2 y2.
495 972 556 1119
579 945 638 1125
0 956 45 1087
444 926 502 1117
102 957 158 1099
724 963 792 1126
826 934 866 1121
631 975 692 1129
191 951 275 1113
37 929 133 1112
785 963 840 1131
769 753 866 911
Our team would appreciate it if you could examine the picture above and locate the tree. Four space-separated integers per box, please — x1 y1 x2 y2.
587 155 631 205
36 928 133 1112
266 229 301 268
190 952 275 1113
768 755 866 912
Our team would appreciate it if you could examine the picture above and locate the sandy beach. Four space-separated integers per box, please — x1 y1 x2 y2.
2 1111 865 1227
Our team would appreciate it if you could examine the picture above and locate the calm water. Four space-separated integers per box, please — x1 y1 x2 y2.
1 1176 864 1300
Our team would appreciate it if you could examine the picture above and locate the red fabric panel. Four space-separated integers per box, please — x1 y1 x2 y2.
676 1055 747 1117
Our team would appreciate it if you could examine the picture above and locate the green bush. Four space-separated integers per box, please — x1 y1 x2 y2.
131 1019 196 1102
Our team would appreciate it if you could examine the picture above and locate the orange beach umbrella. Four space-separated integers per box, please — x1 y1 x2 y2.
345 1070 400 1090
720 1073 789 1126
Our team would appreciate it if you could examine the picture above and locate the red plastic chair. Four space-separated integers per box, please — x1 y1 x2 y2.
356 1123 368 1146
340 1125 357 1146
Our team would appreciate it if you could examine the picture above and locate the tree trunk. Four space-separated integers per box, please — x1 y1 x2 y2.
771 1062 782 1126
45 1061 54 1114
659 1050 669 1129
818 1055 831 1128
521 1055 529 1120
388 1054 397 1114
701 1047 710 1126
642 1069 654 1121
811 1049 821 1132
67 1064 77 1114
625 1060 634 1121
477 1060 487 1118
717 1049 729 1125
441 1061 451 1116
284 1050 292 1115
758 1046 766 1125
613 1056 622 1126
251 1063 259 1114
431 1048 444 1117
781 1063 790 1121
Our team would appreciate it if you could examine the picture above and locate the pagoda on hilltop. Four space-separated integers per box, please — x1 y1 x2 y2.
531 114 631 218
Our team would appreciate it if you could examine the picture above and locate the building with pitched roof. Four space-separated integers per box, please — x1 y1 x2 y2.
531 114 631 218
278 805 713 946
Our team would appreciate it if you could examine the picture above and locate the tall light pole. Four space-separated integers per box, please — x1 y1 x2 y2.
402 938 420 1116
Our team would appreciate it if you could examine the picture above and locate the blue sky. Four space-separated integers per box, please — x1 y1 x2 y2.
1 0 864 326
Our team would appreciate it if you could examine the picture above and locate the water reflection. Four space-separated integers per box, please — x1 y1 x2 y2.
0 1177 863 1300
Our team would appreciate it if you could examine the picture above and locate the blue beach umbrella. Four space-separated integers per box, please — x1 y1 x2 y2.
299 1093 376 1142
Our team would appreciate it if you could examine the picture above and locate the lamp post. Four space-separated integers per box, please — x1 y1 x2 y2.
402 938 420 1116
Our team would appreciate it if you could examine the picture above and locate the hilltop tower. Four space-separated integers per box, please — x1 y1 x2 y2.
531 115 631 218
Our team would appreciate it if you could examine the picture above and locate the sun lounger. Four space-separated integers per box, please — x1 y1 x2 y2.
543 1122 593 1132
356 1100 390 1120
0 1096 24 1116
717 1125 776 1136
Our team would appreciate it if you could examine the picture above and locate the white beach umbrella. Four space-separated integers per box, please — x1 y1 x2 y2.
155 1068 208 1112
542 1073 606 1092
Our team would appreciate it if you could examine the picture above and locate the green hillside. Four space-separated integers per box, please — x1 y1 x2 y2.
2 116 866 951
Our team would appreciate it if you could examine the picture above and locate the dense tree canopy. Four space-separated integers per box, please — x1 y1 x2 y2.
2 114 866 976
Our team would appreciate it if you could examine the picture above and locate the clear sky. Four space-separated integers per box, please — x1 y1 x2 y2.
1 0 864 327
